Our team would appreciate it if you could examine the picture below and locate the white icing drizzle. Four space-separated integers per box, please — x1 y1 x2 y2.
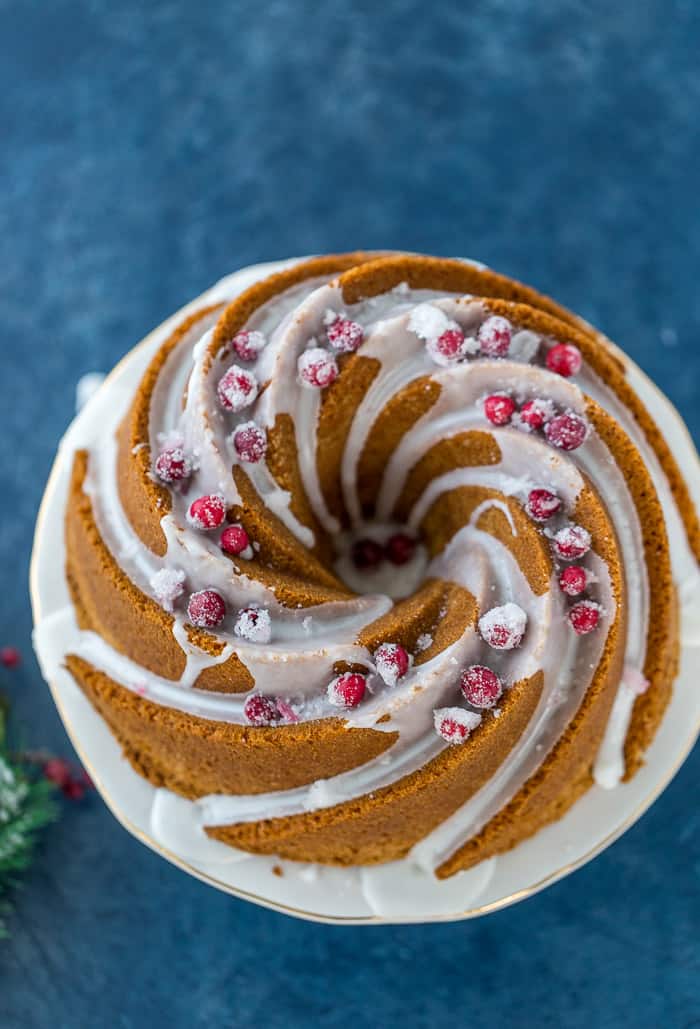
53 256 699 878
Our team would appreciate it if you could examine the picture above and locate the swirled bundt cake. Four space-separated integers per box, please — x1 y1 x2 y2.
63 253 699 876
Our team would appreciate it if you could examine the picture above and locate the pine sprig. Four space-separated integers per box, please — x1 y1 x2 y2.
0 696 59 938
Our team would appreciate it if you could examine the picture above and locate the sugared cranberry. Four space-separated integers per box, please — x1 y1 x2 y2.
231 330 266 362
220 524 251 556
544 412 588 451
1 646 21 668
352 538 384 570
483 393 516 426
559 565 588 596
187 493 226 530
275 698 300 723
518 397 555 430
433 707 482 744
552 525 591 560
232 421 267 463
243 693 281 726
298 347 339 388
374 643 410 686
478 603 527 650
217 365 259 412
385 533 416 566
154 445 192 484
546 342 582 377
327 317 364 353
478 315 512 357
569 600 601 635
234 606 272 643
460 665 503 709
427 328 466 365
526 488 562 522
149 568 186 612
327 672 367 708
187 589 226 628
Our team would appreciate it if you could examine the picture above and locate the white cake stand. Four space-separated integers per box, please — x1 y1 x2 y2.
31 262 700 924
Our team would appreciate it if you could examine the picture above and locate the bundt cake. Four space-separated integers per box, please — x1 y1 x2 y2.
61 252 699 877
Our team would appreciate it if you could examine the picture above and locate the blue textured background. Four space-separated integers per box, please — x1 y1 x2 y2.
1 2 698 1026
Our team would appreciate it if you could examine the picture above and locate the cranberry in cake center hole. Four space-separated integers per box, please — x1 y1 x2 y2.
333 523 428 600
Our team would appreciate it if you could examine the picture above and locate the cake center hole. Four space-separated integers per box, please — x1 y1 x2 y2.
333 524 428 600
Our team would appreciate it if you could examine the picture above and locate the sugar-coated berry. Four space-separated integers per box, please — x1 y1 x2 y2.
374 643 410 686
187 493 226 530
427 328 466 365
149 568 186 612
220 524 251 556
478 315 512 357
460 665 503 709
546 342 582 378
327 672 367 708
518 397 555 430
544 412 588 451
559 565 588 596
478 602 527 650
187 589 226 628
433 707 482 744
298 347 339 388
232 421 267 463
217 365 259 412
231 330 266 362
569 600 601 634
0 646 21 668
385 533 416 566
526 488 562 522
327 317 364 353
234 606 272 643
352 538 384 570
483 393 516 426
243 693 281 726
552 524 591 560
154 445 192 484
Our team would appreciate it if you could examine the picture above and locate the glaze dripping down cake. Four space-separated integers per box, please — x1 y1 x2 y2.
62 253 699 877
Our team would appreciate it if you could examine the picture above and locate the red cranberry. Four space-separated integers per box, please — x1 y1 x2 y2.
385 533 416 566
327 317 364 353
298 347 338 388
232 421 267 463
483 393 516 426
552 525 591 560
478 603 527 650
62 779 86 801
569 600 601 634
427 328 466 364
217 366 259 412
460 665 503 709
544 412 588 451
231 330 266 362
327 672 367 708
352 538 384 570
433 707 482 744
478 315 512 357
526 488 562 522
244 693 281 726
0 646 21 668
154 445 192 484
220 525 251 556
187 493 226 530
374 643 410 686
518 398 555 430
559 565 588 596
43 758 72 787
187 589 226 628
546 342 582 377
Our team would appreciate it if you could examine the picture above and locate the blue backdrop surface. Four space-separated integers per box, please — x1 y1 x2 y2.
0 2 698 1027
